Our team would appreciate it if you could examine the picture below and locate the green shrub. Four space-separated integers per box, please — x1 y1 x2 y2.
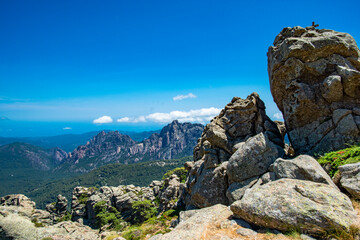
132 200 157 223
317 144 360 177
94 201 126 231
162 167 187 183
77 193 89 204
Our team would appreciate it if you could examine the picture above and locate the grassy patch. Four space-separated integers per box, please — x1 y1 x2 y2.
317 144 360 177
121 206 181 240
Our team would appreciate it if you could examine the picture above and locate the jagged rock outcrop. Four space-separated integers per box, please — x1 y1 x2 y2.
158 174 183 212
231 179 357 235
59 121 204 172
46 194 69 223
71 187 98 223
0 194 52 225
183 93 285 208
69 172 183 225
339 162 360 199
268 26 360 155
0 194 35 210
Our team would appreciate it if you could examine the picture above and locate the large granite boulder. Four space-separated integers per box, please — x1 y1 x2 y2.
183 93 284 208
227 132 284 183
270 155 337 188
268 26 360 155
231 179 357 236
339 162 360 199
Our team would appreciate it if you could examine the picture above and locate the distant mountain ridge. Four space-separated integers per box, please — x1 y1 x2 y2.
0 142 68 171
59 120 204 172
0 130 159 152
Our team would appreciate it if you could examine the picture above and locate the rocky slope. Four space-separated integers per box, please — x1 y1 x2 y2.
59 120 204 172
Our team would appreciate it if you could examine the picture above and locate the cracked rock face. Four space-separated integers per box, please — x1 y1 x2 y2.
183 93 284 208
268 26 360 155
231 179 357 236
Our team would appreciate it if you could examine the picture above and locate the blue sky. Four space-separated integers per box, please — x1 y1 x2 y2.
1 0 360 136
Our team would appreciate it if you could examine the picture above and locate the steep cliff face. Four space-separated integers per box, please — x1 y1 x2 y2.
60 121 204 172
268 26 360 155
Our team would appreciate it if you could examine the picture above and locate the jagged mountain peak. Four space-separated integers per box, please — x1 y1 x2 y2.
59 121 204 172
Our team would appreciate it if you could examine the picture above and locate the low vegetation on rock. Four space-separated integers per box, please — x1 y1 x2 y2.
318 144 360 177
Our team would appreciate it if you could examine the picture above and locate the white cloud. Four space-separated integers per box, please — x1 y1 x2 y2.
134 116 146 123
63 127 72 130
273 112 283 120
117 117 131 123
173 93 197 101
116 107 221 124
117 116 146 123
93 116 113 124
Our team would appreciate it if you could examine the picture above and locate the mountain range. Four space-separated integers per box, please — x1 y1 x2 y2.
59 120 204 172
0 130 159 152
0 120 203 207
